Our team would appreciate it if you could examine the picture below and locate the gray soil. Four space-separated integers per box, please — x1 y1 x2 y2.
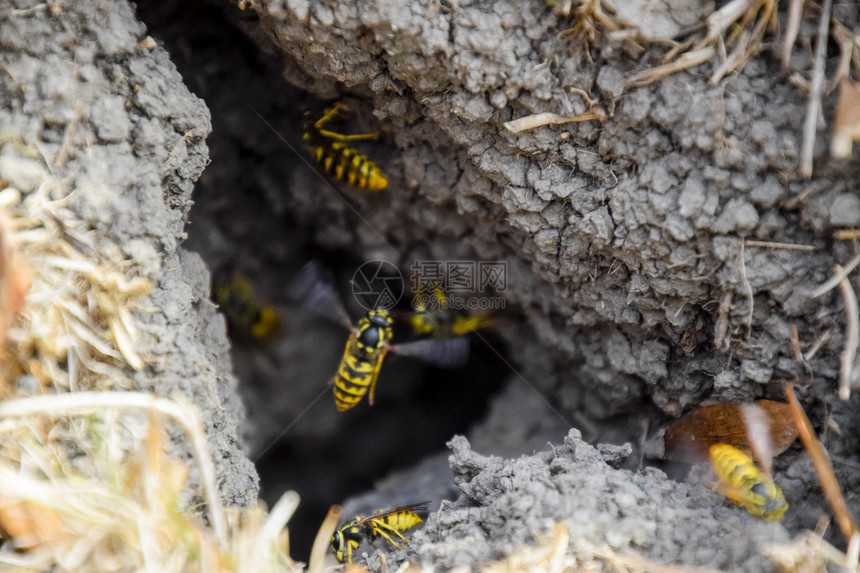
5 0 860 570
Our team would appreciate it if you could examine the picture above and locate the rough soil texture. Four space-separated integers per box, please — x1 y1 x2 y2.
245 0 860 567
344 432 791 571
0 0 257 507
421 431 789 571
251 0 860 421
8 0 860 569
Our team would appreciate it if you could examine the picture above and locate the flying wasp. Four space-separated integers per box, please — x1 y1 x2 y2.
330 306 469 411
303 102 389 191
289 262 469 411
708 443 788 521
330 502 429 564
332 308 395 411
215 272 281 339
409 284 494 339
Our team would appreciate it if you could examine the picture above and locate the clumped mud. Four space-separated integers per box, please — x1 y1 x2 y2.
346 432 790 570
422 431 787 571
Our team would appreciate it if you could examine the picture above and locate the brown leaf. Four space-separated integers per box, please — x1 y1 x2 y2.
0 499 66 550
664 400 798 464
0 209 30 353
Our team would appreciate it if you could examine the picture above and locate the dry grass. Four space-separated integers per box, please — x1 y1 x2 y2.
467 522 728 573
429 519 860 573
834 266 859 400
785 384 859 545
309 505 341 573
763 529 859 572
622 0 779 88
555 0 860 175
504 89 610 133
0 142 300 571
831 77 860 159
552 0 783 89
0 391 299 572
0 166 150 394
552 0 626 46
810 256 860 400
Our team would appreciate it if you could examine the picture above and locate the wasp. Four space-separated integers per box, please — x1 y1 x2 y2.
708 444 788 521
332 308 394 411
289 262 469 411
303 102 389 191
330 502 429 564
215 273 281 339
408 285 494 339
331 306 469 411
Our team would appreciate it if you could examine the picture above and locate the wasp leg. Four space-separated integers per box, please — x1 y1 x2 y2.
367 347 389 406
317 128 380 142
450 313 495 336
371 520 411 549
314 102 346 129
315 103 381 142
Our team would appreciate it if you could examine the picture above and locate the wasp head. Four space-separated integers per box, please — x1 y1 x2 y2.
355 309 393 353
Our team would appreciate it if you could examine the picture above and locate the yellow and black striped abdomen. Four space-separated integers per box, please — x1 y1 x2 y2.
709 444 787 521
313 141 388 191
304 103 389 191
331 311 392 411
331 502 428 563
373 510 424 535
332 351 377 411
366 507 425 552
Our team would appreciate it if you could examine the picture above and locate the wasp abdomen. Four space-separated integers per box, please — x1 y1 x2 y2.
709 444 787 521
333 355 376 411
330 310 393 411
313 141 388 191
304 103 389 191
376 510 424 534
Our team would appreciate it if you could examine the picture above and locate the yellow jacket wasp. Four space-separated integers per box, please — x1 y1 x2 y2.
290 262 469 411
215 272 281 339
303 102 389 191
332 308 394 411
330 502 429 564
708 444 787 521
408 284 494 339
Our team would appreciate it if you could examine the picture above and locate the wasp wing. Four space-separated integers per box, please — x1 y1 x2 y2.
353 502 431 526
287 261 352 329
392 337 469 368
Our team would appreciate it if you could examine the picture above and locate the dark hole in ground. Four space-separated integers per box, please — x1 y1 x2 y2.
133 0 510 562
253 330 509 560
